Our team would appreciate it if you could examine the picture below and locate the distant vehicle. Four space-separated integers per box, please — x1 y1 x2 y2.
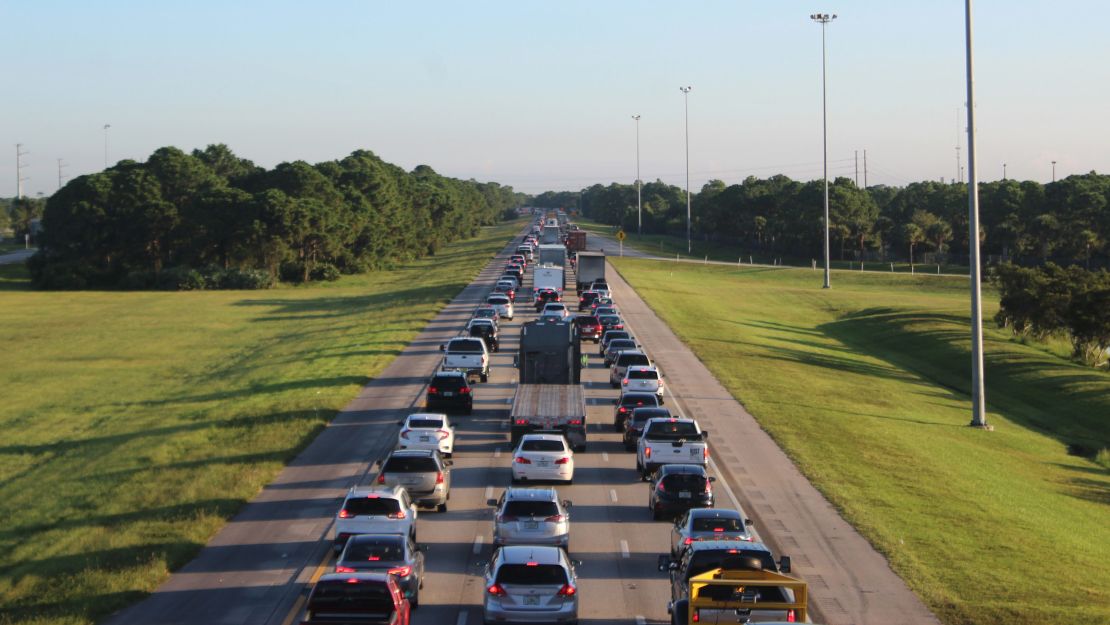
516 245 534 261
492 282 516 302
374 449 452 512
670 508 754 557
467 318 499 353
623 406 671 451
609 350 652 388
486 293 514 320
509 253 528 267
577 290 600 311
333 485 417 552
533 287 562 311
499 273 522 289
599 330 633 356
621 364 664 400
334 533 425 608
534 264 565 294
603 339 639 367
488 487 572 549
440 336 490 383
637 417 709 479
565 229 587 252
425 370 473 414
396 413 455 457
593 305 619 318
576 251 605 291
589 295 615 311
538 244 567 267
483 546 579 624
648 463 715 519
541 302 569 319
303 572 411 625
472 305 501 326
598 314 624 334
512 433 575 484
613 391 661 432
573 314 602 343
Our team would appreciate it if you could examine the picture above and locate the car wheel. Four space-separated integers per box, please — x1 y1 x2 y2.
410 586 419 609
437 502 447 513
613 422 622 432
610 381 619 389
481 372 489 383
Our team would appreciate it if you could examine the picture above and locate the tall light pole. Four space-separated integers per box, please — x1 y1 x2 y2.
103 124 111 168
633 114 642 235
1051 160 1057 182
680 86 692 254
1002 162 1007 180
811 13 836 289
964 0 988 429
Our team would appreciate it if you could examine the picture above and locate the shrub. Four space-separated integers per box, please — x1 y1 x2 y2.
310 263 341 282
279 261 305 283
121 270 157 290
216 267 275 290
157 266 207 291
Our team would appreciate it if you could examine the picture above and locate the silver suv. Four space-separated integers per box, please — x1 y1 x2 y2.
333 485 417 552
375 449 451 512
488 487 572 550
610 349 652 388
483 545 579 625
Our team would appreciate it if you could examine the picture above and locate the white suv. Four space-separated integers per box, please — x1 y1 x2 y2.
333 485 417 552
541 303 569 319
397 413 455 457
512 433 575 484
621 365 664 401
486 294 514 320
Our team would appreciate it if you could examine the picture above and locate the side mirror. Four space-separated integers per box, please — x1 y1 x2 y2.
745 518 754 526
779 556 792 573
613 399 619 405
444 460 454 467
701 430 710 440
657 554 673 573
562 500 572 508
572 559 583 567
708 476 717 482
439 344 445 351
486 499 498 507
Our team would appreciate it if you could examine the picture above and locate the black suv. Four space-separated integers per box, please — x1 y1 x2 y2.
533 288 562 311
577 291 600 311
623 406 671 451
468 320 499 352
426 371 473 414
647 463 715 519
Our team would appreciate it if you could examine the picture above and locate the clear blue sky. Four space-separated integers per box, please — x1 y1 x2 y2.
2 0 1107 197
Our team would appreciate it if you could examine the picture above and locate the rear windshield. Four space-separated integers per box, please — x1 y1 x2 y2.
407 418 443 429
631 409 669 424
502 500 559 518
581 292 599 302
599 315 621 324
344 497 401 516
470 326 493 337
343 537 405 562
431 375 466 391
448 339 485 352
617 353 650 367
644 421 699 440
575 316 600 326
621 394 659 408
688 550 777 579
663 472 709 491
496 564 568 585
521 439 566 452
308 580 395 616
692 517 745 532
604 332 631 343
608 340 636 352
382 456 439 473
488 296 509 304
627 368 658 379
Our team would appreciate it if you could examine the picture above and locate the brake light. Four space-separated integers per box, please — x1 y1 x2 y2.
554 457 570 465
579 297 584 301
568 419 582 425
545 514 564 522
428 386 438 394
557 584 577 596
336 565 356 573
656 479 664 491
487 584 506 596
515 457 532 464
713 527 724 532
684 537 693 545
368 556 381 561
338 509 353 519
515 419 529 425
704 447 710 459
377 473 386 484
347 578 362 584
387 509 407 519
388 565 412 577
460 386 471 394
618 407 628 413
525 561 538 566
399 429 409 440
622 379 629 385
787 609 796 622
705 478 712 491
437 429 450 440
435 471 445 484
615 324 623 329
693 609 700 622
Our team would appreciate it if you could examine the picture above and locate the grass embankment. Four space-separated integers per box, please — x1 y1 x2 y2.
0 220 522 625
577 218 968 274
611 259 1110 625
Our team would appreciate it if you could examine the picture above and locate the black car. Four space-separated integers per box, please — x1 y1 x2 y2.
303 572 409 624
577 291 600 311
623 406 671 451
335 533 426 608
647 464 715 520
533 288 562 311
599 330 632 355
426 371 472 414
468 321 499 352
613 391 660 431
597 314 624 334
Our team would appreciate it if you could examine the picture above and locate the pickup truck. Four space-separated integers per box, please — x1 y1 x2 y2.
637 417 709 479
440 336 490 383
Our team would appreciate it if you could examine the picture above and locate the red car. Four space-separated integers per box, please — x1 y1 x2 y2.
574 315 602 343
302 572 411 625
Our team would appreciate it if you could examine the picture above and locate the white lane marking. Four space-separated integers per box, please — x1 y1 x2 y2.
609 489 618 503
494 448 502 459
456 610 468 625
472 535 484 555
484 486 493 501
602 451 609 462
635 617 646 625
620 539 630 558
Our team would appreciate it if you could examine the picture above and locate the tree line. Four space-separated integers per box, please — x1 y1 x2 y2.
533 172 1110 269
29 145 523 289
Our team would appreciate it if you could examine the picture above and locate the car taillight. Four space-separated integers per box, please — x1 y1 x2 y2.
435 472 444 484
622 379 629 385
555 457 570 465
399 429 409 439
377 473 386 484
787 609 796 622
705 478 713 491
545 514 564 522
335 565 356 573
615 324 624 329
460 386 471 394
338 509 353 519
437 430 450 440
515 419 529 425
657 480 666 492
568 419 582 425
618 406 627 413
684 537 693 545
704 447 710 459
488 584 506 596
515 457 532 464
693 609 700 622
387 509 407 519
388 565 412 577
579 297 584 301
428 386 438 394
556 584 576 596
644 447 652 458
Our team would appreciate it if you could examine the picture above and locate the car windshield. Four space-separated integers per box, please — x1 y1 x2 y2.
692 517 745 532
520 439 566 452
449 339 485 352
502 500 559 518
343 537 406 563
382 456 438 473
488 297 508 305
431 375 466 391
308 580 395 616
496 564 568 585
644 421 699 440
608 340 637 352
618 354 650 367
687 550 778 579
344 497 401 516
662 472 708 491
600 315 621 324
407 418 443 429
628 369 658 380
631 409 669 424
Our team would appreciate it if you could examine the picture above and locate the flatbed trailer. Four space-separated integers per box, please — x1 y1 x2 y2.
509 384 587 451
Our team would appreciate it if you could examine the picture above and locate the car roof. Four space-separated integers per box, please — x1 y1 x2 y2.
406 412 447 421
645 416 695 425
503 487 559 501
316 571 392 584
498 545 564 565
621 391 659 400
631 406 670 416
616 350 647 358
388 448 439 458
432 370 467 379
469 318 495 326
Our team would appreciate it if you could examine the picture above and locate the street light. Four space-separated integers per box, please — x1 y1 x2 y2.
964 0 989 429
811 12 836 289
1003 162 1007 180
1051 160 1057 182
633 114 642 235
680 86 692 254
103 124 111 169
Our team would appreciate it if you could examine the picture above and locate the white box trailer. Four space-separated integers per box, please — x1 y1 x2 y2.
533 264 565 294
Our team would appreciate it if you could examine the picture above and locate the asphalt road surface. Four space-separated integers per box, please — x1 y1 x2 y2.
105 224 940 625
0 248 35 265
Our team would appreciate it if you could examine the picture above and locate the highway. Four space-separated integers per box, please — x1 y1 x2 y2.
105 223 940 625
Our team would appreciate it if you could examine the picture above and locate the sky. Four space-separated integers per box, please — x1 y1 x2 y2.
2 0 1108 197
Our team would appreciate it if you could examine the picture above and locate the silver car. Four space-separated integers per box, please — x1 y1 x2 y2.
375 449 451 512
488 487 571 550
483 545 579 624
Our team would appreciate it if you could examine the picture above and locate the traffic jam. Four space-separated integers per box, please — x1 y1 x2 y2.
297 214 811 625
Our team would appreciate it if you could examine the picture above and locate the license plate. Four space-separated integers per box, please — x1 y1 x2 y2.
419 436 430 442
524 596 540 605
537 461 550 467
680 491 692 499
524 521 539 529
690 448 699 456
442 392 454 397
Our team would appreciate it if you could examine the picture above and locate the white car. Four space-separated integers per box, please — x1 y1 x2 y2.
541 302 569 319
397 413 454 457
333 485 418 552
511 433 575 484
621 365 664 400
486 294 514 320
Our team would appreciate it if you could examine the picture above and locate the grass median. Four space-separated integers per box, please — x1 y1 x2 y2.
611 258 1110 625
0 220 521 625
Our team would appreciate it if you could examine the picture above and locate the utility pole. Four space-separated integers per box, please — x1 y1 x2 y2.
854 150 859 187
680 86 693 254
955 107 962 183
58 158 68 189
103 123 111 168
964 0 989 430
632 114 642 235
16 144 30 199
1003 162 1007 180
863 149 868 188
811 12 837 290
1051 160 1057 182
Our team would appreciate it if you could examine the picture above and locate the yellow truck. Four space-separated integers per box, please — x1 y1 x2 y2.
668 565 809 624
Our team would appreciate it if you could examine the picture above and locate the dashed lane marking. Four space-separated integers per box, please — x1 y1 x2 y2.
620 539 630 558
484 486 493 501
456 610 469 625
472 535 484 555
602 451 610 462
610 489 618 503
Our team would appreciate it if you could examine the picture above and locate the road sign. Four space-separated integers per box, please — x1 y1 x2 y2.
616 230 626 241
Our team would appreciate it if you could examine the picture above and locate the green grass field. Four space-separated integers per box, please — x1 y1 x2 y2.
0 220 521 625
611 259 1110 625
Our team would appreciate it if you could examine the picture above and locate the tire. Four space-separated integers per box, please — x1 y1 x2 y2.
410 585 419 609
480 372 489 383
437 502 447 513
671 599 689 625
610 381 619 389
613 422 622 432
